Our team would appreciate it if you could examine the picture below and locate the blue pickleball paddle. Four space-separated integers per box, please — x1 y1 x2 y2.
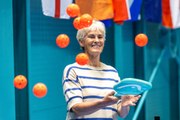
113 78 152 97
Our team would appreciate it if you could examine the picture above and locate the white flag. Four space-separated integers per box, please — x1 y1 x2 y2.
41 0 73 19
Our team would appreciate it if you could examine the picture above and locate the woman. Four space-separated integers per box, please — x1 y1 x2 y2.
62 20 141 120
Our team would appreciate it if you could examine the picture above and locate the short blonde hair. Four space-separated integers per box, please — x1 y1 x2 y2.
76 20 106 41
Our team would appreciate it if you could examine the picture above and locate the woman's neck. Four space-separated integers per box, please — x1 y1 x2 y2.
88 55 101 67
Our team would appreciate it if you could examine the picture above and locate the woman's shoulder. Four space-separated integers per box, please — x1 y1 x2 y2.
64 62 78 70
101 62 118 71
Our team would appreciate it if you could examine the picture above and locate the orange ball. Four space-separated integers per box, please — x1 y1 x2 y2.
73 17 83 30
66 3 80 18
33 83 47 98
14 75 27 89
76 53 89 65
56 34 70 48
135 33 148 47
80 14 93 28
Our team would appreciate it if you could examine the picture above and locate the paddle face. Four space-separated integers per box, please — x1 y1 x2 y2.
113 78 152 97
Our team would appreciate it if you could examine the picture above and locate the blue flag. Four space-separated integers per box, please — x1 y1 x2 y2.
144 0 162 23
101 19 113 27
128 0 143 21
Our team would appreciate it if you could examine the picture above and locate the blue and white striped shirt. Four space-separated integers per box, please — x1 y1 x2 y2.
63 62 121 120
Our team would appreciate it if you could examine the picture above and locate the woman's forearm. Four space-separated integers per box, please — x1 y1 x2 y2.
71 99 106 116
117 103 130 118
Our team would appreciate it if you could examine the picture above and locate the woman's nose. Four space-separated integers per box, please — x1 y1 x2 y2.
94 36 101 42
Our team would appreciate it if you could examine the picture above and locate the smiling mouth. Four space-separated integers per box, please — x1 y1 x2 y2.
92 45 100 48
91 43 102 47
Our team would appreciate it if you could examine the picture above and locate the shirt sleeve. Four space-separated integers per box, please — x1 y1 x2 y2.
62 65 83 111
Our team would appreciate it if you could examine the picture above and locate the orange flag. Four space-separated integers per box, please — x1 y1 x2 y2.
75 0 131 24
75 0 114 20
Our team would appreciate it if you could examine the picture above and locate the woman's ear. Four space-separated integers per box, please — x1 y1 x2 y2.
78 40 84 47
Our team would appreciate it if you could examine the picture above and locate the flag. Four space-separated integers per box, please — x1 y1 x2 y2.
128 0 142 21
101 19 113 27
144 0 162 23
41 0 73 19
75 0 131 24
114 0 143 23
75 0 114 20
162 0 180 29
113 0 131 24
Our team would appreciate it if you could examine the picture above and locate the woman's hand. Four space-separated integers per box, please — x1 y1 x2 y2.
101 91 119 106
121 95 141 107
117 95 141 118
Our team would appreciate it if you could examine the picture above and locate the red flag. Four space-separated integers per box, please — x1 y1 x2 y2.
113 0 131 24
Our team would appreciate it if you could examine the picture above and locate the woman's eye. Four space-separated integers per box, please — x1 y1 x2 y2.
87 35 104 39
87 35 96 39
98 36 103 39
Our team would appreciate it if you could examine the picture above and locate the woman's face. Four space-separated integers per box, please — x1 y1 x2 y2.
80 30 105 57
